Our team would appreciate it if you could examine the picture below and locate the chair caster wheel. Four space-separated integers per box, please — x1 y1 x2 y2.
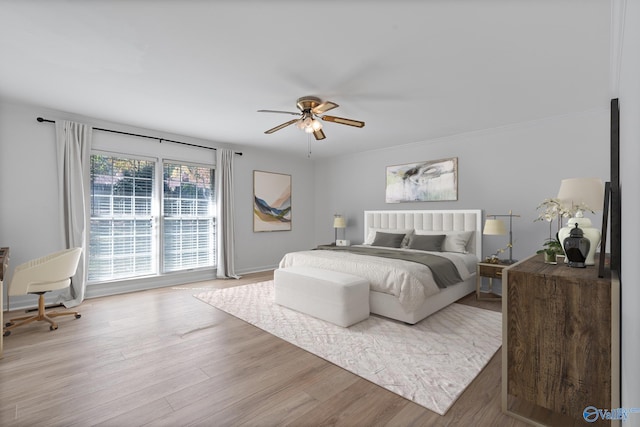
3 330 10 337
75 314 81 319
5 322 13 327
50 325 58 331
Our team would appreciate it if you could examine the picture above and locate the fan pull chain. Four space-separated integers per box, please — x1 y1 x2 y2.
307 133 312 158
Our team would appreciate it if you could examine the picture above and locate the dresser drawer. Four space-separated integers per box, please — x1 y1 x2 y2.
478 264 504 278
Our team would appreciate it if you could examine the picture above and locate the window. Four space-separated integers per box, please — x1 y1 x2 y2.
89 154 215 283
163 163 216 272
89 156 155 281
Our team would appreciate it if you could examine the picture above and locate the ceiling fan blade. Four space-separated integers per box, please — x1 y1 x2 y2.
257 109 300 116
312 101 339 115
321 115 365 128
313 128 326 140
265 119 299 134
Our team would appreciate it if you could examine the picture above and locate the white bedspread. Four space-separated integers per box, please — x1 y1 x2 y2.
278 246 475 312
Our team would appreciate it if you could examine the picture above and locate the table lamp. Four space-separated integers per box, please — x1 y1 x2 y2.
333 214 346 245
484 211 520 264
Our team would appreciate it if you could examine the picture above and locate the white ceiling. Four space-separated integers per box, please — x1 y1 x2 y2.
0 0 611 158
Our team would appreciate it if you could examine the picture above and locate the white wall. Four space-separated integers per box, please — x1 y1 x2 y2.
0 99 315 307
231 147 316 273
619 0 640 421
313 110 610 262
0 101 63 266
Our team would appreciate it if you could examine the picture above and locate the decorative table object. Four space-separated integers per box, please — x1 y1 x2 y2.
563 223 590 268
556 177 604 266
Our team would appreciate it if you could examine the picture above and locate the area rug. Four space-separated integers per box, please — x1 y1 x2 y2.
194 281 502 415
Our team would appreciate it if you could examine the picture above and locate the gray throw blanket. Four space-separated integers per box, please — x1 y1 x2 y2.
315 245 462 288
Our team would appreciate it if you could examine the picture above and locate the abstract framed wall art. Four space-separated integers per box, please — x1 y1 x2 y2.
253 170 292 232
385 157 458 203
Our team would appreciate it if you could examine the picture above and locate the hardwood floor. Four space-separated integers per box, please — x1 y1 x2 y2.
0 271 528 426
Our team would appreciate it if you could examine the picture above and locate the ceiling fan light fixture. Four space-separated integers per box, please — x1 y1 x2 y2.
303 116 313 127
259 96 363 139
299 116 322 133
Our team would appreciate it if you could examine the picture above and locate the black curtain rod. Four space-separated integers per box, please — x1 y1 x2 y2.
36 117 242 156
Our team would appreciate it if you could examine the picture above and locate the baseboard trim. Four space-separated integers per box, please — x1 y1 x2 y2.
3 265 279 312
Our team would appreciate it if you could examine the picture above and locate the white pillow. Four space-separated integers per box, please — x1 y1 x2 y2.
414 230 473 253
364 228 413 247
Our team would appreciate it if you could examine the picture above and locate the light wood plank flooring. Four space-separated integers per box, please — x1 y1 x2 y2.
1 271 527 426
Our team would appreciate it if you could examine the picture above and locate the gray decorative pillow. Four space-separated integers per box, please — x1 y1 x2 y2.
365 228 413 246
408 234 446 252
371 232 406 248
414 230 473 253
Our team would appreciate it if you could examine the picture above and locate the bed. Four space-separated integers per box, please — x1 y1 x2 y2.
278 209 482 324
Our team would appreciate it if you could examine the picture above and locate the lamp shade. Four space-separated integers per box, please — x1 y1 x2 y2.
333 216 346 228
556 178 604 212
483 219 507 235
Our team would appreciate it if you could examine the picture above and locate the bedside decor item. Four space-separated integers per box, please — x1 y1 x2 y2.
556 177 604 266
563 224 590 268
385 157 457 203
483 211 520 264
535 198 569 236
534 198 569 264
536 238 563 264
333 214 346 245
253 170 292 232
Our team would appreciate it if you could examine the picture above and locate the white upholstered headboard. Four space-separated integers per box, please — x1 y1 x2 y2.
363 209 483 257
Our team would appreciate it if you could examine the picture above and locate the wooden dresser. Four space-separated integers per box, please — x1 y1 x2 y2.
502 254 620 426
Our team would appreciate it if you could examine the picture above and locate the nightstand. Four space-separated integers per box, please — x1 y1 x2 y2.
476 261 506 300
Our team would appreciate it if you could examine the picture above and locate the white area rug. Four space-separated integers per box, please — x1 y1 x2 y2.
195 281 502 415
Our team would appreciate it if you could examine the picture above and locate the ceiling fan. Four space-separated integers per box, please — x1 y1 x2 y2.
258 96 365 140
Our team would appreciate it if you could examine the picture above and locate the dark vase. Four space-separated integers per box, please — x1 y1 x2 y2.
563 223 590 268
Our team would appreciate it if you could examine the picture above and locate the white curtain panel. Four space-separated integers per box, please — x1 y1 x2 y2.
55 120 92 307
216 148 239 279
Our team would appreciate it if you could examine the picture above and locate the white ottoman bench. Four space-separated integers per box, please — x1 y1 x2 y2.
274 266 369 327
